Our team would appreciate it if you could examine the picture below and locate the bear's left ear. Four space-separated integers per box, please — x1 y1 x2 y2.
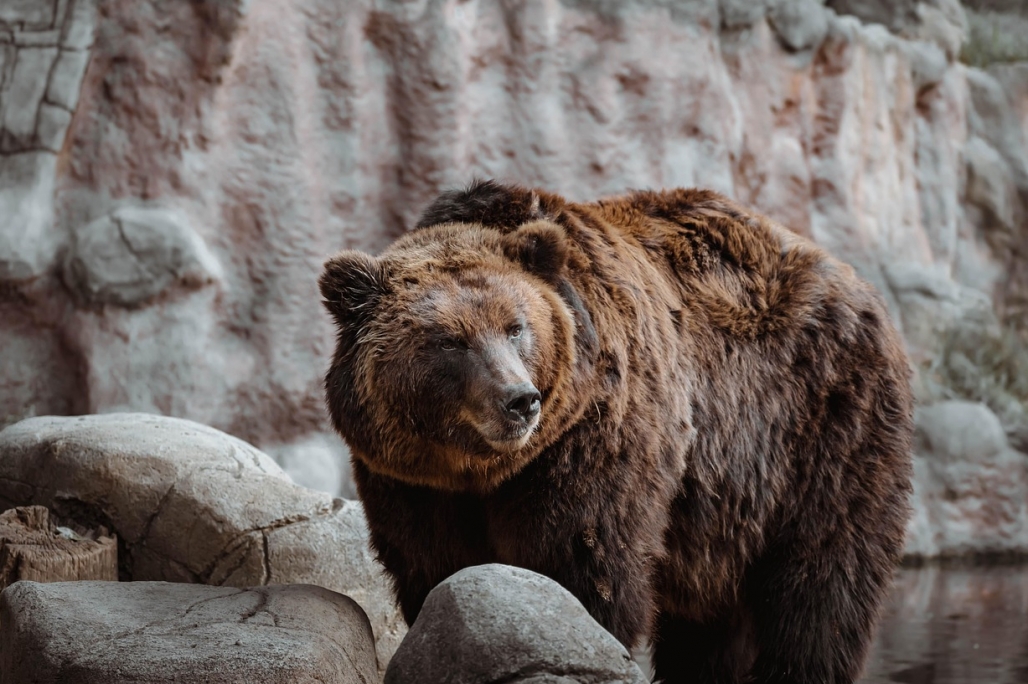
501 221 569 285
319 251 387 324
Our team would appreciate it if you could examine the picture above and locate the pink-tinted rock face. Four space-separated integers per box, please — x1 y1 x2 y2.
0 1 1025 553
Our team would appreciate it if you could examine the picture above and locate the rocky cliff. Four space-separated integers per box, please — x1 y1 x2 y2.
1 0 1026 558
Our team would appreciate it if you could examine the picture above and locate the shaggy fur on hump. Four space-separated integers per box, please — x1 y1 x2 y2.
320 179 914 684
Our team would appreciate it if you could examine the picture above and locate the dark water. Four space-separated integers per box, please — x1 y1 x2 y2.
860 565 1028 684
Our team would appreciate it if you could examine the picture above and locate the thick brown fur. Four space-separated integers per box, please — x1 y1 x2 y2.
320 180 914 684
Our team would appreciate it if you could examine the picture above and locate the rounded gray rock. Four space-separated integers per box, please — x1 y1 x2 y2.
385 564 648 684
62 206 223 308
769 0 829 51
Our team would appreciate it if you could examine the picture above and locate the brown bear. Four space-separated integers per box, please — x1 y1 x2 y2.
319 180 913 684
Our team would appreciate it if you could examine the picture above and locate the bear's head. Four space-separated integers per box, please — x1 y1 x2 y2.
320 221 581 493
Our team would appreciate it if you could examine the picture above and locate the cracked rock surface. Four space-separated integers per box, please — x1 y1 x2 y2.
0 413 406 677
384 564 648 684
0 581 378 684
0 0 94 282
62 206 224 308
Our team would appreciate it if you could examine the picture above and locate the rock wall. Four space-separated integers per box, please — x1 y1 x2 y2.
0 0 1026 555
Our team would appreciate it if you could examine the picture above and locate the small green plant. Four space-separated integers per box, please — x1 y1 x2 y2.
925 320 1028 450
960 9 1028 68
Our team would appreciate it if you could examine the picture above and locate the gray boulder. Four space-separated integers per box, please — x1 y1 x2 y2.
62 206 223 308
385 564 648 684
768 0 830 51
0 581 377 684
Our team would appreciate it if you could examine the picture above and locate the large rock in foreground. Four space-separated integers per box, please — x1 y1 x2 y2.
0 581 377 684
0 414 405 676
385 564 648 684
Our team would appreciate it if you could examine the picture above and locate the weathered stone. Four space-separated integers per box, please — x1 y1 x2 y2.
0 43 13 89
0 581 377 684
964 136 1018 232
35 102 72 152
966 67 1028 191
0 414 293 545
44 48 90 110
265 501 408 668
0 311 87 430
0 152 60 282
919 400 1009 463
11 29 61 48
902 38 947 92
914 0 967 59
0 46 57 146
63 206 224 307
883 262 995 362
904 401 1028 559
768 0 829 51
0 413 405 675
720 0 767 29
989 62 1028 138
60 0 97 50
0 0 56 29
385 564 648 684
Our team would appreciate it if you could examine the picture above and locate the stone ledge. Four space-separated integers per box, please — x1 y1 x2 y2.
0 580 377 684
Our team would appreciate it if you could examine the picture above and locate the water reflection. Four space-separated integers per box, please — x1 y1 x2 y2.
861 565 1028 684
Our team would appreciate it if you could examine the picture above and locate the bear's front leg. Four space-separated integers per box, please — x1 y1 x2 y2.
353 461 492 625
485 467 667 650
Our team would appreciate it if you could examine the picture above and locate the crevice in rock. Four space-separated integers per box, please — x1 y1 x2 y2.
76 587 247 650
238 587 268 623
138 483 176 546
261 530 271 585
114 216 144 265
204 532 258 585
0 146 57 156
199 505 336 585
32 43 64 147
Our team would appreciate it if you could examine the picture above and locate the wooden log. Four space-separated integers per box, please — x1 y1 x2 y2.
0 506 117 593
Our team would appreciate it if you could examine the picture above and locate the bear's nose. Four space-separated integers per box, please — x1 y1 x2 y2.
502 384 542 423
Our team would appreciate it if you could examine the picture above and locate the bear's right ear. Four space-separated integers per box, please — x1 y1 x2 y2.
319 251 387 324
501 221 569 285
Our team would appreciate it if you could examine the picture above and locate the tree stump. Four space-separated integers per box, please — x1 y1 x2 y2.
0 506 117 593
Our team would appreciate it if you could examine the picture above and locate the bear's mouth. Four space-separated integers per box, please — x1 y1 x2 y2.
474 415 540 453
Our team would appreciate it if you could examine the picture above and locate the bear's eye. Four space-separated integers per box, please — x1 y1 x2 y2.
439 338 461 351
508 324 523 340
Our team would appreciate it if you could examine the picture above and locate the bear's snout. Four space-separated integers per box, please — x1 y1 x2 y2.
500 383 542 424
